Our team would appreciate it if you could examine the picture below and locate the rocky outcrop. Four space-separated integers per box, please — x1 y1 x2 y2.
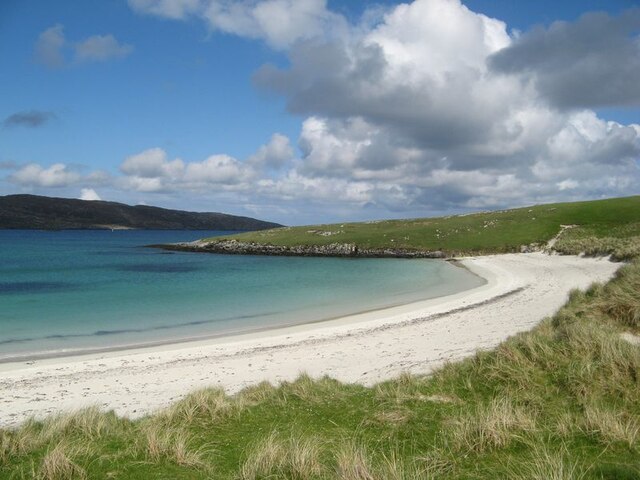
156 239 446 258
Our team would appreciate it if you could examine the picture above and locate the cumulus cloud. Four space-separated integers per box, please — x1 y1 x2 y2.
248 133 294 168
183 155 252 185
118 140 272 192
3 110 56 128
253 0 520 154
121 148 185 178
34 25 132 67
34 24 65 68
10 163 81 188
489 9 640 108
24 0 640 220
79 188 101 201
248 0 640 212
74 35 133 63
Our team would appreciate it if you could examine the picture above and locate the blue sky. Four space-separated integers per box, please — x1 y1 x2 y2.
1 0 639 225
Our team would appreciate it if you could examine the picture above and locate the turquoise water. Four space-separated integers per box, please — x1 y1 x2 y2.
0 230 484 361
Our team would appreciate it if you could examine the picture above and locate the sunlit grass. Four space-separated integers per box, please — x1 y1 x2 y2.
202 195 640 256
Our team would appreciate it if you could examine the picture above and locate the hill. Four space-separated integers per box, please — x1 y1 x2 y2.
0 194 281 231
192 195 640 259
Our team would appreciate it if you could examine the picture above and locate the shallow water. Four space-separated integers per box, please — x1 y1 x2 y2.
0 230 484 360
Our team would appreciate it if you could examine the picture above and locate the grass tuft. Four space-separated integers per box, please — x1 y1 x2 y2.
593 261 640 329
334 441 375 480
581 404 640 448
38 443 86 480
448 396 537 452
334 442 428 480
38 407 123 442
506 444 589 480
158 387 236 426
237 431 325 480
140 424 210 468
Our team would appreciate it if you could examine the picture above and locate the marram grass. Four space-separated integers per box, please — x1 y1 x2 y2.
2 257 640 478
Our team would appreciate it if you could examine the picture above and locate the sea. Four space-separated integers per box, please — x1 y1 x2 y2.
0 230 485 361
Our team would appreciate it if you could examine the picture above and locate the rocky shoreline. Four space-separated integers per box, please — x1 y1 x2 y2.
153 239 447 259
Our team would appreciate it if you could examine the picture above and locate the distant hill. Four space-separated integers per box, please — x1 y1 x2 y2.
0 194 281 231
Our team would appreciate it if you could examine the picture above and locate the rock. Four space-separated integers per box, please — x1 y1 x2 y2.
158 240 447 259
520 243 542 253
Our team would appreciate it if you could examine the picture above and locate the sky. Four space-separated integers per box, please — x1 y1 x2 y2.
1 0 639 225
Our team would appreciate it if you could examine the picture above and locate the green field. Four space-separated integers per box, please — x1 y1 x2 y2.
208 196 640 257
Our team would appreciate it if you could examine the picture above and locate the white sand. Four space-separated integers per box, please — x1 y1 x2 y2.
0 253 621 428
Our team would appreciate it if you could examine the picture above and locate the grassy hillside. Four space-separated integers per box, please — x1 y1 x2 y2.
207 196 640 256
1 256 639 479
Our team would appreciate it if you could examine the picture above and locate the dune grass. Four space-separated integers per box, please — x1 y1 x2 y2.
554 233 640 261
204 195 640 256
2 252 640 478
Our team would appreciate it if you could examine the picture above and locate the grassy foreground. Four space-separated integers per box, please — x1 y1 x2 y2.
2 259 640 478
208 196 640 257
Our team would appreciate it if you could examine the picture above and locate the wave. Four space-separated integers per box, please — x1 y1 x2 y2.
0 309 283 346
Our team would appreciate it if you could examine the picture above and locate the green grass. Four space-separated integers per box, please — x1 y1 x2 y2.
2 252 640 478
205 195 640 256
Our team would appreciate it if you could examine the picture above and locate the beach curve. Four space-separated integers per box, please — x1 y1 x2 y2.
0 252 621 428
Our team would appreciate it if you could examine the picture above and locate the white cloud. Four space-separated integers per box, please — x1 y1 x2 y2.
248 133 294 168
10 163 81 188
121 176 168 193
557 179 578 191
255 171 373 204
121 148 185 178
34 24 65 68
79 188 102 201
207 0 347 49
250 0 640 212
74 35 133 63
24 0 640 221
365 0 510 81
128 0 346 49
86 170 113 185
183 154 252 185
128 0 203 19
118 141 267 193
34 25 132 67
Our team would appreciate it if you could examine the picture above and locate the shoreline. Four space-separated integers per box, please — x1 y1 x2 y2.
0 253 621 428
0 258 498 369
0 259 485 365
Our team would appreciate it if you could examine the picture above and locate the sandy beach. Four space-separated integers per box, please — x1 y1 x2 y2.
0 253 621 428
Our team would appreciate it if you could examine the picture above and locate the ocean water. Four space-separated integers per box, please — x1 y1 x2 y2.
0 230 485 361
